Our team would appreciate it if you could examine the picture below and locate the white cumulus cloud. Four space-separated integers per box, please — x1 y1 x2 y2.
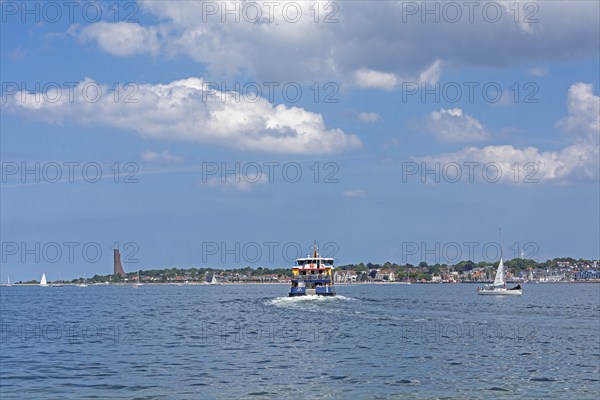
355 69 399 90
141 150 185 163
556 82 600 142
415 83 599 183
2 77 362 155
76 22 161 57
426 108 490 143
419 59 443 85
528 66 548 77
343 189 367 198
356 111 381 123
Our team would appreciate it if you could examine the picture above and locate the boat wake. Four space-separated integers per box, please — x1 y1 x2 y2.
268 295 355 308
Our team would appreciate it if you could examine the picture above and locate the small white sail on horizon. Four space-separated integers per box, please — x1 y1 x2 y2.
133 271 143 287
398 270 411 284
76 277 88 287
40 273 48 287
52 272 64 287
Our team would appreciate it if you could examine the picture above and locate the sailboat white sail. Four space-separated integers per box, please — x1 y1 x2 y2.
6 276 10 287
478 229 522 296
40 273 48 287
210 274 219 285
494 258 506 288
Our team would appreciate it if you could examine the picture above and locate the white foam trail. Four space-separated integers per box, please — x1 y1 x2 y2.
268 295 355 307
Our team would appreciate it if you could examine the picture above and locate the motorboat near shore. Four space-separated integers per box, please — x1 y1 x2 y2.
289 242 336 297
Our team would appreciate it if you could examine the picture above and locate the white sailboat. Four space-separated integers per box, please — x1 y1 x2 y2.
39 273 49 287
210 274 220 285
477 229 522 296
398 270 411 284
133 271 144 287
52 272 64 287
76 277 88 287
6 275 11 287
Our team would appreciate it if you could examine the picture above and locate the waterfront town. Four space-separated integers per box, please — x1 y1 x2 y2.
12 257 600 285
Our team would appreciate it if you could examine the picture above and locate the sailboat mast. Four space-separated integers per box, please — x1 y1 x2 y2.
499 228 504 260
499 228 505 288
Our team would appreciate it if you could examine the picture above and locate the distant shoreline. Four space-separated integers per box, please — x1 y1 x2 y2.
2 281 599 287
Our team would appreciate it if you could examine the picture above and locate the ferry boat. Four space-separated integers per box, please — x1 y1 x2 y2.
289 242 336 297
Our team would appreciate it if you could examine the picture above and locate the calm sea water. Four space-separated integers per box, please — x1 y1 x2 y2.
1 283 598 399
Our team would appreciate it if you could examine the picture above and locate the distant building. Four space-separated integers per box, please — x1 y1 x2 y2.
374 269 395 281
261 274 280 281
576 269 600 280
113 249 126 277
251 274 280 282
334 270 357 283
471 270 484 281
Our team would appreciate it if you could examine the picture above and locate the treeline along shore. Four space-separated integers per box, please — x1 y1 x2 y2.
9 257 600 285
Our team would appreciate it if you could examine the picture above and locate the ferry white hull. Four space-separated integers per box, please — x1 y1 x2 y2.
289 242 336 297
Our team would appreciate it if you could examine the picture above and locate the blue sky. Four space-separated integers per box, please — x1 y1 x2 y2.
1 1 599 281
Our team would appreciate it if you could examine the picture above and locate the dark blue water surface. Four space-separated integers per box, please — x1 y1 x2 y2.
1 283 599 399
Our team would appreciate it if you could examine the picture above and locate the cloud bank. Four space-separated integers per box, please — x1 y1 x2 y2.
3 77 362 155
416 83 599 183
71 1 599 86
